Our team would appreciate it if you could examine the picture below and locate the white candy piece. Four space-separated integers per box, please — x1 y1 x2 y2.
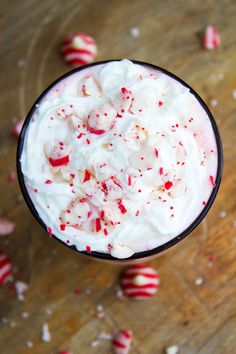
41 323 51 342
166 345 179 354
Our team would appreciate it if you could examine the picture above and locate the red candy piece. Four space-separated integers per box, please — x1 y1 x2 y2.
0 251 13 285
61 33 97 66
7 171 16 183
112 330 133 354
49 155 69 167
11 119 24 139
45 140 71 168
0 218 15 236
121 264 159 300
204 26 220 50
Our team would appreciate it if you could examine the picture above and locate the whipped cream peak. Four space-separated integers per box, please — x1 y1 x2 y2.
21 60 218 259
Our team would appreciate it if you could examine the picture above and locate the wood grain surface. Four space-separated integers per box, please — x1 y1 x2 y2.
0 0 236 353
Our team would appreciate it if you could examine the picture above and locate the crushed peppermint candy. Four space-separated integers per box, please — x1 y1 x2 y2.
15 281 28 301
195 277 204 286
130 27 140 38
219 210 227 218
0 218 15 236
203 25 220 50
165 345 179 354
41 323 51 342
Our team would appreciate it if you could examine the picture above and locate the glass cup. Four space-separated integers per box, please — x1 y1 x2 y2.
17 60 223 264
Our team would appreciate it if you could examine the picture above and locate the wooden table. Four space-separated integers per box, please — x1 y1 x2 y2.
0 0 236 353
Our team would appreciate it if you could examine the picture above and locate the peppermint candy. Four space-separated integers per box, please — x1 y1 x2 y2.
61 33 97 66
204 26 220 50
11 119 24 139
0 251 13 285
112 330 133 354
121 264 159 299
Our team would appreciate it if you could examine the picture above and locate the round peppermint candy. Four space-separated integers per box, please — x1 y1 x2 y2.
0 251 13 285
121 264 159 299
112 330 133 354
61 33 97 66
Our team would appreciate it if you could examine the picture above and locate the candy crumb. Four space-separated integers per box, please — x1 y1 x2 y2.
232 89 236 99
210 99 218 107
15 281 28 301
41 323 51 342
91 340 99 347
7 171 16 183
219 210 227 218
166 345 179 354
26 340 34 348
195 277 204 286
21 312 29 319
130 27 140 38
0 218 15 236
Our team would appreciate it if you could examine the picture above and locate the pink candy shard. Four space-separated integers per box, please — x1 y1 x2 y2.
61 33 97 66
0 251 13 285
121 264 159 300
112 330 133 354
7 171 16 183
11 119 24 139
117 87 133 117
0 218 15 236
204 26 220 50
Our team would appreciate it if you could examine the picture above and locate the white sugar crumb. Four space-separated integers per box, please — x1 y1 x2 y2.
41 323 51 342
15 281 28 301
219 210 227 218
130 27 140 38
17 59 26 67
26 340 34 348
45 308 52 315
2 317 8 324
195 277 204 285
210 99 218 107
96 304 104 312
22 312 29 319
166 345 179 354
99 332 112 340
116 287 124 300
91 340 99 347
232 89 236 99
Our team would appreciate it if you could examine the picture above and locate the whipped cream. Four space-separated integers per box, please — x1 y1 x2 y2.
20 60 218 259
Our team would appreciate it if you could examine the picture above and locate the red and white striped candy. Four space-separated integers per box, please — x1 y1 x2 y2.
61 33 97 66
0 251 13 285
88 103 117 134
204 26 220 50
121 264 159 299
11 119 24 139
112 330 133 354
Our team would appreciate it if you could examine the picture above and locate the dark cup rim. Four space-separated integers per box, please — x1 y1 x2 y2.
17 59 223 262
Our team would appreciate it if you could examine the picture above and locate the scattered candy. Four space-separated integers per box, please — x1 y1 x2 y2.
22 312 29 318
7 171 16 183
0 251 13 285
26 340 34 348
210 99 218 107
15 281 28 301
61 33 97 66
195 277 204 285
0 218 15 236
232 89 236 99
130 27 140 38
121 264 159 299
41 323 51 342
11 119 24 139
165 345 179 354
219 210 227 218
203 25 220 50
59 352 71 354
112 330 133 354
